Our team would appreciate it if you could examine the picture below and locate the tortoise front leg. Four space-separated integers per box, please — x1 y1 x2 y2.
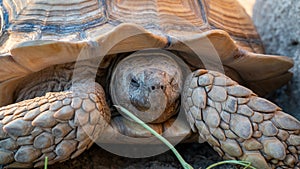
0 82 110 168
182 69 300 169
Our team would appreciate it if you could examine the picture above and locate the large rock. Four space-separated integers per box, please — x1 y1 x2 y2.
250 0 300 119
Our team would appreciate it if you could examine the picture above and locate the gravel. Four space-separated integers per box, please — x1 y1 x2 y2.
252 0 300 120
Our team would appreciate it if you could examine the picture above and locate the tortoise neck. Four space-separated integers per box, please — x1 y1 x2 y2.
14 60 103 103
15 63 75 102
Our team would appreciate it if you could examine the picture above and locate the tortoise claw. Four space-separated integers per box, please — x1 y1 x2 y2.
182 69 300 169
0 82 110 168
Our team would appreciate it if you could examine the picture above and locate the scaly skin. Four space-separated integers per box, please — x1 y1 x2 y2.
183 69 300 169
0 82 110 168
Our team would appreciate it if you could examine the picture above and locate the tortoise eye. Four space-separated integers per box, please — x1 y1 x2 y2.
130 78 140 88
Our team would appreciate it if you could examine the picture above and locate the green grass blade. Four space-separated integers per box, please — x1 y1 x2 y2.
114 105 193 169
44 156 48 169
206 160 257 169
114 105 256 169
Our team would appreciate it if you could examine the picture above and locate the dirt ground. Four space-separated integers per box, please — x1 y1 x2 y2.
48 143 235 169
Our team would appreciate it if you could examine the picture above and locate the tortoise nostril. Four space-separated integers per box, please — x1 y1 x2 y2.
150 85 165 90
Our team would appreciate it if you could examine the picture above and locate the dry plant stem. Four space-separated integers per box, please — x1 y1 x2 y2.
114 105 193 169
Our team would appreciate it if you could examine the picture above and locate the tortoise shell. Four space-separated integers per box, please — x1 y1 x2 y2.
0 0 293 106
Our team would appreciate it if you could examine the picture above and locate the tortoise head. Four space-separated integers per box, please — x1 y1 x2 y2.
110 51 183 123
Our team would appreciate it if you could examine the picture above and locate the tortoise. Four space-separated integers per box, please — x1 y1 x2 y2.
0 0 299 168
